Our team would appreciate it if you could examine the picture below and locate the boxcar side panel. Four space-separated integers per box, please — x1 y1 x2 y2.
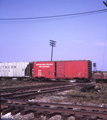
33 62 55 79
56 62 65 78
103 72 107 79
0 63 1 76
56 61 89 79
65 61 88 79
0 62 30 78
93 71 107 80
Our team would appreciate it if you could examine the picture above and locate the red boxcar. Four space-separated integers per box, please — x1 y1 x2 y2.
33 60 92 81
93 71 107 83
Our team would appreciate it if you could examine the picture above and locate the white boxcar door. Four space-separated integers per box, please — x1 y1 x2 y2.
8 63 13 77
4 62 8 76
13 62 17 77
1 63 5 76
0 63 1 76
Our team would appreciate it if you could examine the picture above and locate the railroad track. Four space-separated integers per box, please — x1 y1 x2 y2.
0 82 75 94
1 84 81 100
1 98 107 119
1 83 99 119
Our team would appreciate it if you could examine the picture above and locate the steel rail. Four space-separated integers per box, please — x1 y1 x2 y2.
0 82 72 93
1 98 107 112
1 84 80 99
1 99 107 119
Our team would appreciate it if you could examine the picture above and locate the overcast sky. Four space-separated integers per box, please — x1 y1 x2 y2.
0 0 107 71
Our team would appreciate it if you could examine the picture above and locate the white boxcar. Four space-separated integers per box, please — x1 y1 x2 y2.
0 62 31 78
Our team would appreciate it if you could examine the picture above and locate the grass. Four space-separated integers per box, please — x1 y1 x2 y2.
65 84 107 105
0 79 33 88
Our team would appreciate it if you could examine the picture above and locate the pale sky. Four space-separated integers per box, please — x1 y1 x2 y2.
0 0 107 71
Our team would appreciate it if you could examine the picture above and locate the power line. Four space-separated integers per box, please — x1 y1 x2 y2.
0 9 107 21
103 1 107 6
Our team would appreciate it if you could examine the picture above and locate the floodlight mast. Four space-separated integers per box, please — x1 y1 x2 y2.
50 40 56 61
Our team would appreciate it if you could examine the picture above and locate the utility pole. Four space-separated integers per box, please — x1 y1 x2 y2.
103 1 107 6
50 40 56 61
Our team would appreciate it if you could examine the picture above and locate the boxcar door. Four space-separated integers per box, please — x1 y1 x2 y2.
56 62 65 79
8 63 13 77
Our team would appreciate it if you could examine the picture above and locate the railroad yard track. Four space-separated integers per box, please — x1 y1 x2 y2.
1 84 82 100
1 82 106 120
0 82 76 94
1 98 107 120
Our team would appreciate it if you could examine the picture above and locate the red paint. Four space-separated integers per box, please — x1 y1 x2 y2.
33 60 92 80
93 71 107 80
56 61 91 79
33 61 55 79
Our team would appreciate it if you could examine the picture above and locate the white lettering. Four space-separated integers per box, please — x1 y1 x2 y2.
36 63 53 66
39 66 49 68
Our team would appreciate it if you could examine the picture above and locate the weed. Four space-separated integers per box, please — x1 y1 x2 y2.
65 84 107 105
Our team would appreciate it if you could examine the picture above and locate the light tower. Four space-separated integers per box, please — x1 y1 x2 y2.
50 40 56 61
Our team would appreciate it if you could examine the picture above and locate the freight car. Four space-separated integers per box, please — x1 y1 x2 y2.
33 60 92 82
0 62 33 80
93 71 107 83
0 60 92 82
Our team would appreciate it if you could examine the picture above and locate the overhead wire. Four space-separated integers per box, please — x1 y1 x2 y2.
0 9 107 21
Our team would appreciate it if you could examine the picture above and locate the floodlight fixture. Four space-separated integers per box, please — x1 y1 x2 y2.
50 40 56 61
